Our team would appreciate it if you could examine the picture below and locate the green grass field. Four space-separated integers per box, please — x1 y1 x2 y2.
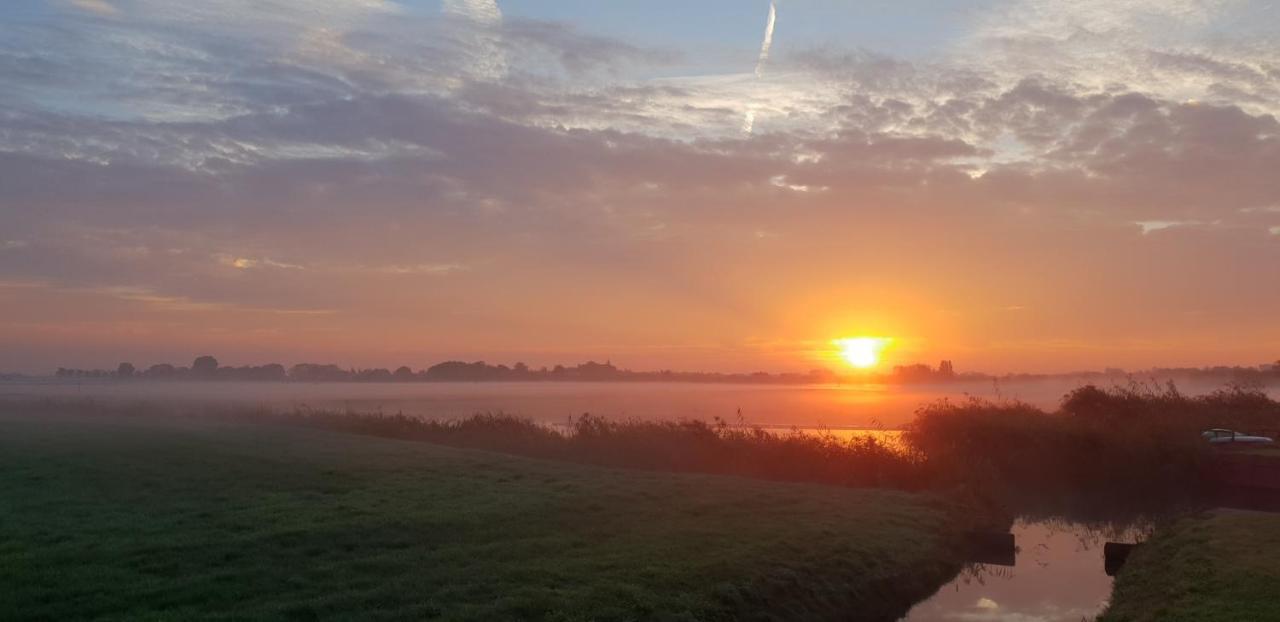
1101 509 1280 622
0 411 961 621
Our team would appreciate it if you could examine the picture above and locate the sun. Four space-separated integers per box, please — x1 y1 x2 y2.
834 337 891 369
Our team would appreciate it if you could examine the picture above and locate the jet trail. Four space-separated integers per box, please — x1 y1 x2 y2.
755 1 777 78
743 1 777 134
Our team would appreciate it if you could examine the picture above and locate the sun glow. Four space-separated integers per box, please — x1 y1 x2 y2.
834 337 891 369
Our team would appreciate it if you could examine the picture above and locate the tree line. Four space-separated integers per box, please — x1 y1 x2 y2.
47 356 1280 385
52 356 971 384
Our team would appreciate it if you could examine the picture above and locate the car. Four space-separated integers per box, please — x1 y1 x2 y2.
1201 429 1275 445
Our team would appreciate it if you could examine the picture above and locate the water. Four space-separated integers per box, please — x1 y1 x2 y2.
901 518 1152 622
0 377 1197 430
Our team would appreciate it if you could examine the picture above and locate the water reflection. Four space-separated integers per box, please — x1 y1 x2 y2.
901 518 1152 622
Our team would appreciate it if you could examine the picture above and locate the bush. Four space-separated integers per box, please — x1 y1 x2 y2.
904 383 1280 506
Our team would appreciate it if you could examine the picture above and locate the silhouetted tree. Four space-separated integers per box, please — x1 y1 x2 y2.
116 362 136 378
358 368 393 382
256 364 287 381
892 364 934 382
426 361 496 381
808 368 837 382
192 355 219 377
145 363 177 378
393 366 415 381
288 363 350 382
938 360 955 378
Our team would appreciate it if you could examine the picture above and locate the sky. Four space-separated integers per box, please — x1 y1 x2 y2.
2 0 1280 374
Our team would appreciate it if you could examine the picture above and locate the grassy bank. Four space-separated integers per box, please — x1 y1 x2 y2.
1101 509 1280 622
0 411 963 621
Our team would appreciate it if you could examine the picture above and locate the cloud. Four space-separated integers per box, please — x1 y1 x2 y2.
442 0 507 81
7 281 336 316
443 0 502 24
219 255 305 270
373 263 469 276
3 0 1280 370
68 0 118 16
957 0 1280 118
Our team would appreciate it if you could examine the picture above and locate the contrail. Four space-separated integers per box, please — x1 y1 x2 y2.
755 1 777 78
743 1 777 135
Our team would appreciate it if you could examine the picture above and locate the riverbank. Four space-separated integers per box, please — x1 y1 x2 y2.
0 411 965 621
1101 509 1280 622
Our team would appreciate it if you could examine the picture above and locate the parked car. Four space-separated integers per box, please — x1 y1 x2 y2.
1201 429 1275 445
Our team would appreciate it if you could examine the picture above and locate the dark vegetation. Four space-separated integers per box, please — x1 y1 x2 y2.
907 382 1280 506
0 412 964 621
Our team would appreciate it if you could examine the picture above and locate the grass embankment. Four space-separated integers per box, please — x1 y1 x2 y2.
1101 509 1280 622
0 411 962 621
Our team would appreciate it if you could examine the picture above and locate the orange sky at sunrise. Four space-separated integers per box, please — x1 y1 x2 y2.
3 0 1280 374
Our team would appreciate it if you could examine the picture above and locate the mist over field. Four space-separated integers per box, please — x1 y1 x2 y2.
6 375 1277 429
